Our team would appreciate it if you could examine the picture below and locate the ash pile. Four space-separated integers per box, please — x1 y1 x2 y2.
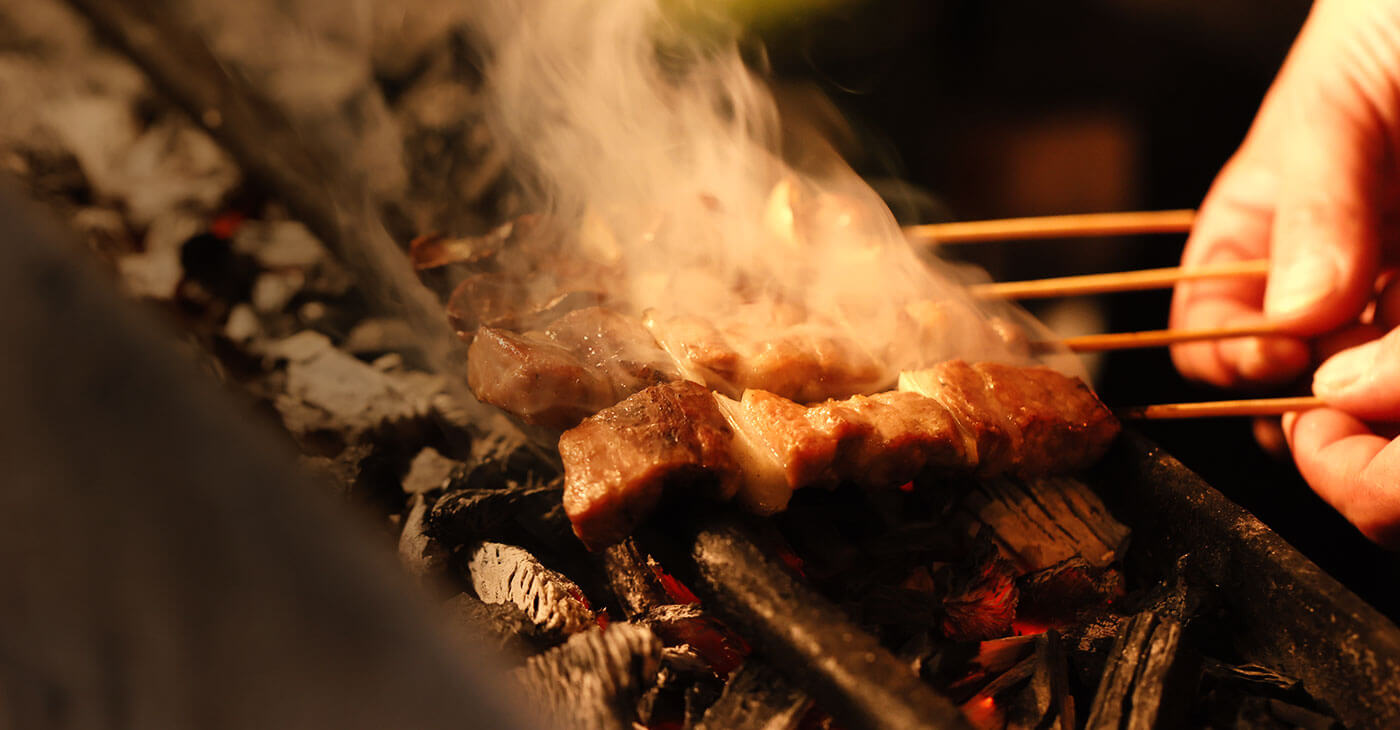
0 0 1351 728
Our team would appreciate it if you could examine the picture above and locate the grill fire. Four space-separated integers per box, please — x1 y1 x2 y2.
2 0 1399 729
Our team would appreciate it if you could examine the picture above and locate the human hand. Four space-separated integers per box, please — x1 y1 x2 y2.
1169 0 1400 545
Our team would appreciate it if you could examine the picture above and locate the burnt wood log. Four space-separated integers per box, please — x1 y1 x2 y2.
1084 610 1199 730
513 623 663 730
1088 431 1400 728
955 476 1130 574
669 516 974 730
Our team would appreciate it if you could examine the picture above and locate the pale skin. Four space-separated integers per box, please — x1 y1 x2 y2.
1170 0 1400 546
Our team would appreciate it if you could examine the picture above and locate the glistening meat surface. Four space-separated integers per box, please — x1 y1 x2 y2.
560 361 1120 549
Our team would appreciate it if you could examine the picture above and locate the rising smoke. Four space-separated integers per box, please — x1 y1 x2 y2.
470 0 1080 394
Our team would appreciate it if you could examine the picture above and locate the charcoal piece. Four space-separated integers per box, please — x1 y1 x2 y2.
941 539 1019 642
513 623 662 730
428 482 566 545
955 476 1130 574
466 541 594 635
398 492 448 581
860 585 941 631
1201 658 1299 693
696 661 809 730
943 635 1038 702
264 330 432 438
639 604 749 677
1085 611 1200 730
957 654 1037 726
1234 697 1341 730
599 538 670 619
442 592 549 659
402 446 462 495
1016 557 1124 631
1033 631 1075 730
677 519 973 730
637 645 720 728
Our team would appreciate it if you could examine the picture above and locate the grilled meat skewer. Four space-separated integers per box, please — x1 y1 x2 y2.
560 360 1119 549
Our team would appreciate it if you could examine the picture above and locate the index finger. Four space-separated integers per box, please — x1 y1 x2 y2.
1284 407 1400 547
1170 161 1310 387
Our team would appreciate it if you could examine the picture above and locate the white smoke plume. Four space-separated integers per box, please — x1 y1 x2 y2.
470 0 1079 396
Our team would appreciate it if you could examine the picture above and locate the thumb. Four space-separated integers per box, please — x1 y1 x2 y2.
1313 326 1400 421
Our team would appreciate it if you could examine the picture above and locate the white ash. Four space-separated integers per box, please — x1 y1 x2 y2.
223 304 262 344
262 331 445 437
233 220 327 269
116 249 182 300
402 447 461 495
250 270 306 314
468 541 593 635
398 492 447 581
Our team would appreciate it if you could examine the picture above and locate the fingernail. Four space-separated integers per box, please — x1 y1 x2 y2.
1265 256 1338 318
1314 339 1380 396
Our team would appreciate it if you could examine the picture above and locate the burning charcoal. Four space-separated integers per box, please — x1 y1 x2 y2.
696 661 810 730
1015 557 1124 633
941 539 1020 642
943 635 1039 702
402 447 462 495
958 655 1037 729
442 592 550 659
398 492 448 581
1085 611 1200 730
513 623 662 730
638 604 749 677
599 538 670 619
962 634 1072 730
956 476 1130 574
466 541 594 636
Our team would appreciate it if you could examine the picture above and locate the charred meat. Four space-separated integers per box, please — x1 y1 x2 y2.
561 361 1119 548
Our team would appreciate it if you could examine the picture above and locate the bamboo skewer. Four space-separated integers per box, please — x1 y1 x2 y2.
973 259 1269 300
1052 323 1285 353
906 209 1196 244
1118 396 1324 420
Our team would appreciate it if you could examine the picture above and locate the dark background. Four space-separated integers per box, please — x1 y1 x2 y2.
761 0 1400 619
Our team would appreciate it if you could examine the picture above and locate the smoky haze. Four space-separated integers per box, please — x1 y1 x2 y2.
471 0 1080 396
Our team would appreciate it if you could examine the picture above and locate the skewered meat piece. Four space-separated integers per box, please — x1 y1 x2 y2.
899 361 1118 477
560 362 1118 549
467 308 681 430
545 307 680 393
559 380 740 549
645 311 886 401
467 327 616 430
